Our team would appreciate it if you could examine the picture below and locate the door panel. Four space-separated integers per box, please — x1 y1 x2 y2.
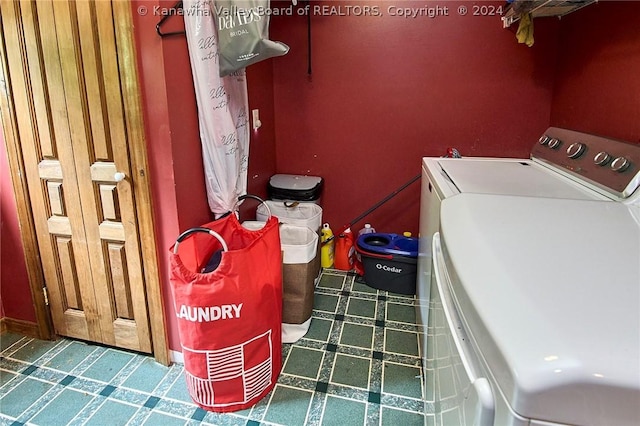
2 0 96 342
1 0 152 353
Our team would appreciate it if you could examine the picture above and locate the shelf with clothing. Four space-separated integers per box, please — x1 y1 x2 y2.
502 0 597 28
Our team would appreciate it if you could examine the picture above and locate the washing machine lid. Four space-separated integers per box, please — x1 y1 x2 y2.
439 193 640 426
430 158 609 200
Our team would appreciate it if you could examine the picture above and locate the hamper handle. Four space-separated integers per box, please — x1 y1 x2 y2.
237 194 272 219
355 243 393 260
173 228 228 254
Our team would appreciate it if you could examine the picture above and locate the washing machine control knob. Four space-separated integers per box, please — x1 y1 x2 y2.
548 138 562 149
539 135 550 145
610 156 631 173
566 142 586 159
594 151 611 166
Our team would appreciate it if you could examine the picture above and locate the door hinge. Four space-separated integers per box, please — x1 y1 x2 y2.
43 286 49 306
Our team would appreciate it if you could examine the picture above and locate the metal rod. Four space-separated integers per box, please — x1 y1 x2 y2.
343 174 420 233
323 174 421 245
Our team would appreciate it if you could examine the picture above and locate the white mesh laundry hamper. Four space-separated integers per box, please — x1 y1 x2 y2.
244 222 319 343
279 224 318 343
256 201 322 232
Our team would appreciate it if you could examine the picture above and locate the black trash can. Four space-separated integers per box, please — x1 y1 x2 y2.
268 174 323 205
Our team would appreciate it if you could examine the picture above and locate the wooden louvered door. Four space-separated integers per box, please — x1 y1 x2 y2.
1 0 153 353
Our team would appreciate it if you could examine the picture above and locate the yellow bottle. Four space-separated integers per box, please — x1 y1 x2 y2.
320 223 335 268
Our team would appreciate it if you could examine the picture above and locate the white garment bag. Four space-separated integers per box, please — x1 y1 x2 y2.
183 0 250 216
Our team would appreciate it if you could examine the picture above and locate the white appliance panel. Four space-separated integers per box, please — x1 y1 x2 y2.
416 166 442 372
431 232 530 426
439 193 640 426
437 159 608 200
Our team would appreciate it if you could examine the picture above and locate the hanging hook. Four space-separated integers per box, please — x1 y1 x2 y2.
156 1 186 38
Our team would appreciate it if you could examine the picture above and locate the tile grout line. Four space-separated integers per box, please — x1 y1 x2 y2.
308 273 353 425
365 286 388 426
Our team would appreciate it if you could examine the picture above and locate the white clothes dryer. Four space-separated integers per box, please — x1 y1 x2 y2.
417 127 640 425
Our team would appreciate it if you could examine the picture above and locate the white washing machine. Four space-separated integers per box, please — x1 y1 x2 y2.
417 127 640 425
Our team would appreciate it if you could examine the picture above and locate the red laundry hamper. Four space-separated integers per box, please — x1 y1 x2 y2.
169 210 282 412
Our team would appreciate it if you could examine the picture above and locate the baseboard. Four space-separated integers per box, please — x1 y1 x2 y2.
170 349 184 364
0 317 40 338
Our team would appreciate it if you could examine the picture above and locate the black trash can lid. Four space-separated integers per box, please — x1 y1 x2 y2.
269 174 322 191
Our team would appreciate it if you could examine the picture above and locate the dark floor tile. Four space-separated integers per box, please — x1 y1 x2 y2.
59 374 76 386
21 365 38 376
368 391 381 404
315 381 329 393
99 384 116 397
191 407 207 421
145 396 161 409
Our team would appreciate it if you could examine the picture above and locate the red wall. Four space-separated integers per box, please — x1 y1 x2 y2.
270 0 560 234
1 128 36 323
550 1 640 144
246 60 279 202
131 0 277 351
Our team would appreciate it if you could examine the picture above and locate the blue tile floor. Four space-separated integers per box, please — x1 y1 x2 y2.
0 270 426 425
